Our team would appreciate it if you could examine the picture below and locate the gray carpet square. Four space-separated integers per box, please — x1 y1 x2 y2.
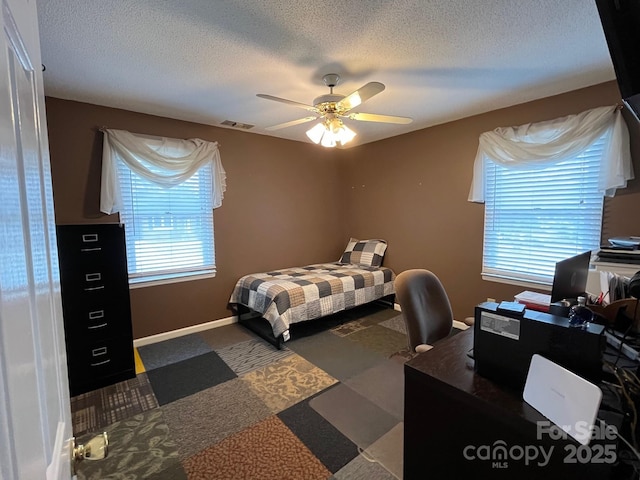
330 319 370 337
287 330 386 381
162 378 271 459
309 383 399 450
278 395 359 473
346 324 408 357
138 333 213 371
360 306 403 325
364 422 404 479
199 323 256 349
150 462 189 480
344 359 405 420
146 351 236 405
331 453 397 480
379 314 407 335
215 338 293 376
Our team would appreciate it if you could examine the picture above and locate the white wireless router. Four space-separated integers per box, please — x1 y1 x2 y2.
523 354 603 446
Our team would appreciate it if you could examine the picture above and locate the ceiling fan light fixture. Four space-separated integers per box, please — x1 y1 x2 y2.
306 119 356 148
306 123 326 144
261 74 407 147
320 130 337 148
338 124 356 145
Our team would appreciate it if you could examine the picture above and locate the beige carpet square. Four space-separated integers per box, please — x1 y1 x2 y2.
242 354 337 413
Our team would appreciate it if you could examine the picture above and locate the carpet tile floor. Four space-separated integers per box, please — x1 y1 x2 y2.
73 304 461 479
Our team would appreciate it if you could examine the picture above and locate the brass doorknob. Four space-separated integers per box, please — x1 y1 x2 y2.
72 432 108 474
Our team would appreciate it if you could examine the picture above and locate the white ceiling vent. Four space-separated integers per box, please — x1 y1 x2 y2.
221 120 254 130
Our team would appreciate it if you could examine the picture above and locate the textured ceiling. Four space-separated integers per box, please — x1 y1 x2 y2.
36 0 616 148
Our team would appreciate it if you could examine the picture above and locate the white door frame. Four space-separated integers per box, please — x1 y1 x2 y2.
0 0 73 478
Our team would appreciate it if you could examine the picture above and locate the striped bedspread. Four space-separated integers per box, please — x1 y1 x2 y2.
229 263 395 339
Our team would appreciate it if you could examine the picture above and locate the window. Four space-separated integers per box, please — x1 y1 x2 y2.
100 129 225 285
117 160 215 284
482 135 606 286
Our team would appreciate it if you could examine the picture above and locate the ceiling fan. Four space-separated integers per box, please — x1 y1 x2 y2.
257 73 413 147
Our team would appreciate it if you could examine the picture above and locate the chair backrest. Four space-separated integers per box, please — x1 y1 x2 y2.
394 269 453 351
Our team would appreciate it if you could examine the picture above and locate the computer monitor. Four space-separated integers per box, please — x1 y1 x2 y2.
550 251 591 303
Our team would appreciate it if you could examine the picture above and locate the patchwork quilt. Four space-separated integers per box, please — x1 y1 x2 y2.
229 263 395 339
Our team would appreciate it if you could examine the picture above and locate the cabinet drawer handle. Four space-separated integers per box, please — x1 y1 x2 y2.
88 310 104 320
92 347 107 357
90 359 111 367
82 234 99 243
88 323 108 329
86 273 102 282
81 247 102 252
84 286 105 291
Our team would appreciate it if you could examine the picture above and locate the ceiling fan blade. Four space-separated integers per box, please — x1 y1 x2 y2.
336 82 385 111
257 94 318 113
346 112 413 124
265 116 318 131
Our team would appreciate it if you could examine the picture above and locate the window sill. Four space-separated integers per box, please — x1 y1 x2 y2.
129 270 216 289
481 273 552 292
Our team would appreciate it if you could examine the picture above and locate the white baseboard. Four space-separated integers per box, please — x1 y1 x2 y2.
133 305 469 348
453 320 470 330
133 315 237 347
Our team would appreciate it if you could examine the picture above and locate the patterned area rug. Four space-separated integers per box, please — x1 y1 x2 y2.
71 304 410 479
75 409 183 480
71 373 158 436
215 338 293 376
242 354 338 413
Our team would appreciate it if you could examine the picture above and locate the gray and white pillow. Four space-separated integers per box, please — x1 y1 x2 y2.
339 238 388 267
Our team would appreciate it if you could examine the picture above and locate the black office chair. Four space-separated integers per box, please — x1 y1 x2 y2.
394 269 453 353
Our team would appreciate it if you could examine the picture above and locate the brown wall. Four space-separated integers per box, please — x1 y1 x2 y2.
45 81 640 337
341 81 640 322
45 98 347 338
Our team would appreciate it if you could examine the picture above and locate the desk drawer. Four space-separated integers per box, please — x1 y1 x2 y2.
56 224 124 255
67 337 134 380
63 303 131 344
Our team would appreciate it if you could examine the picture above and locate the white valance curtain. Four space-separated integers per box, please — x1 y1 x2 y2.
100 128 226 214
468 106 633 202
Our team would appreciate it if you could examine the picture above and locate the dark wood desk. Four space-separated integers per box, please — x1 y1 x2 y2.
404 329 616 479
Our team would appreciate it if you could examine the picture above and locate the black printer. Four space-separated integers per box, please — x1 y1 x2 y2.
473 302 605 390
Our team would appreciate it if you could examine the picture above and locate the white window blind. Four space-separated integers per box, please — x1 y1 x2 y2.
482 135 606 285
117 160 215 282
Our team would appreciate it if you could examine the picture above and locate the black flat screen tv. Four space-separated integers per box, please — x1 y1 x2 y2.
596 0 640 121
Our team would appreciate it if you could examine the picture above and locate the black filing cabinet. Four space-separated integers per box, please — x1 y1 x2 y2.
56 223 135 396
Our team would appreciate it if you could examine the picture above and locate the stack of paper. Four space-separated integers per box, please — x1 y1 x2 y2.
514 291 551 312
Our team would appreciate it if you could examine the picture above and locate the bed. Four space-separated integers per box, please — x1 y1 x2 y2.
228 238 395 348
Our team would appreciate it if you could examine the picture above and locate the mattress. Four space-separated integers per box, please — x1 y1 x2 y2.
229 262 395 339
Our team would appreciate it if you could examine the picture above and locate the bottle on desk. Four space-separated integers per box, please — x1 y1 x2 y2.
568 296 593 328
